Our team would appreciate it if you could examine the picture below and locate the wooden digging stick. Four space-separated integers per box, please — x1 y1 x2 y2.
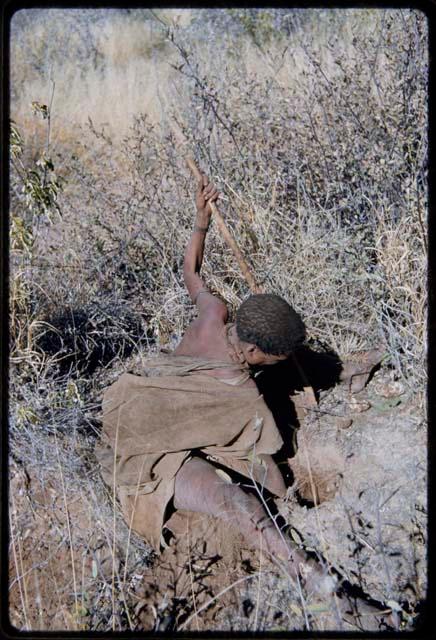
186 157 317 409
186 157 262 294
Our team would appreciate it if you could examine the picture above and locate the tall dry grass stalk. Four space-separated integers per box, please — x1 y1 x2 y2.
9 7 427 632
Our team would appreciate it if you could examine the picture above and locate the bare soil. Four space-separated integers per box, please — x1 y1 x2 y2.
9 365 426 632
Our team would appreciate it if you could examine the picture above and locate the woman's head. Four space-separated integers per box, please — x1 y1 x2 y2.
235 293 306 365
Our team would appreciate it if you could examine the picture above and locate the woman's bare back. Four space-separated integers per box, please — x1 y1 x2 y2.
174 317 256 387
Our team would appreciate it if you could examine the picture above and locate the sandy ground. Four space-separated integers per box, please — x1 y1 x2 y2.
9 364 426 632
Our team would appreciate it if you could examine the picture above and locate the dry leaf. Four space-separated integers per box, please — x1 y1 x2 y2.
215 468 233 484
334 416 353 429
307 603 331 613
371 396 402 411
348 397 371 413
373 380 405 398
289 528 304 545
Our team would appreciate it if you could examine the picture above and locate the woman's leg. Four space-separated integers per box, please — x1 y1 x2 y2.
173 457 396 630
173 456 332 593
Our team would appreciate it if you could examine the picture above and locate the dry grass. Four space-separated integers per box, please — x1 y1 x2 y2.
8 7 427 632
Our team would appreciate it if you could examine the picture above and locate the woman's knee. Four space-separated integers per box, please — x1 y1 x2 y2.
174 456 223 511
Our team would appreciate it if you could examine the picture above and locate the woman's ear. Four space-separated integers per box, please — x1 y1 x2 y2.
244 343 268 365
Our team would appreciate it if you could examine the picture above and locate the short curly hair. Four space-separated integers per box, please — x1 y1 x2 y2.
235 293 306 355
